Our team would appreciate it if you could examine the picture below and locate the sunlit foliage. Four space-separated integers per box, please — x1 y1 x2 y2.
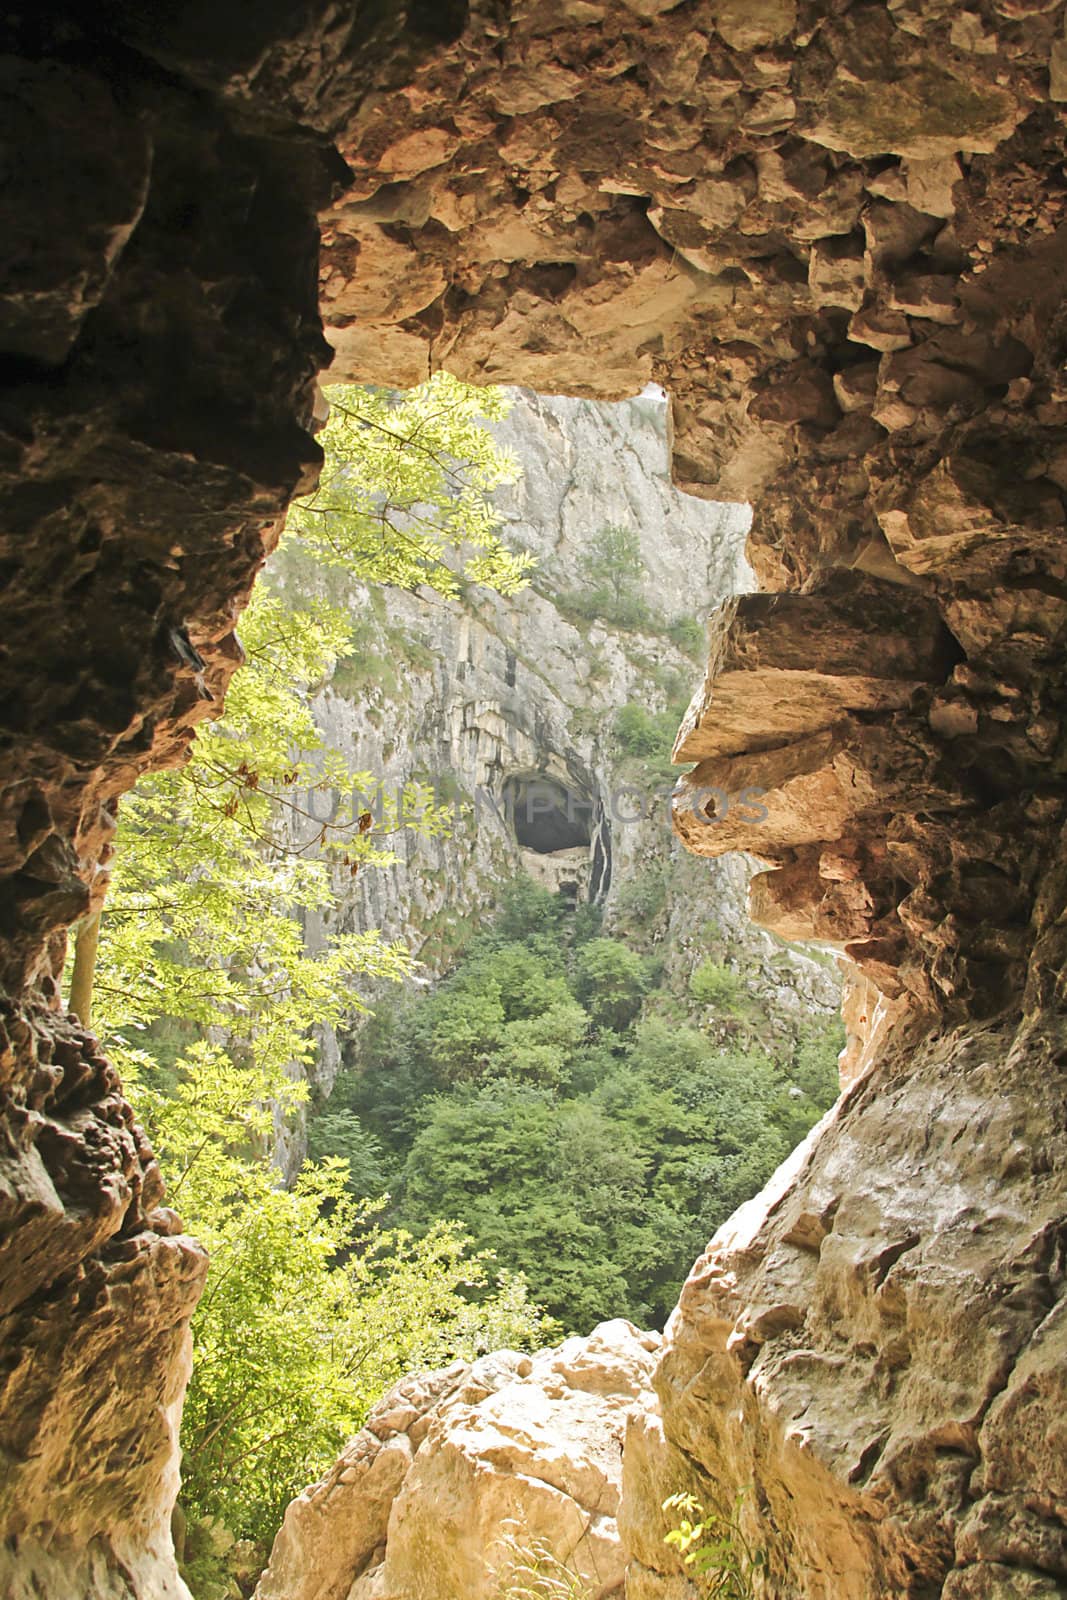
314 884 843 1331
75 375 548 1563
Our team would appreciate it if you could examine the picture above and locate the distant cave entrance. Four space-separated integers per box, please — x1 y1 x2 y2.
504 774 592 854
503 773 605 904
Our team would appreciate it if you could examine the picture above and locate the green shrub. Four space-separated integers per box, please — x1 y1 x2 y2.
663 1491 767 1599
613 697 692 784
612 865 668 929
690 960 743 1012
615 702 663 757
572 938 649 1032
666 615 706 660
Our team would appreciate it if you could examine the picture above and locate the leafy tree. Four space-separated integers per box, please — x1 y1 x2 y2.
330 1004 441 1159
134 1048 552 1551
88 538 435 1099
490 998 589 1088
572 524 649 626
493 877 568 943
74 373 531 1054
417 936 578 1086
67 375 546 1574
288 376 532 596
427 980 509 1083
572 938 649 1032
306 1108 389 1197
401 1084 658 1329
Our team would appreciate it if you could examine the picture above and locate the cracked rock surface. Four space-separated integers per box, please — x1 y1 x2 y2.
255 1320 661 1600
624 1014 1067 1597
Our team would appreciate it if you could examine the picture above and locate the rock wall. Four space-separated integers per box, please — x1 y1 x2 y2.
0 6 455 1596
256 1320 660 1600
1 2 1065 1596
625 1014 1067 1599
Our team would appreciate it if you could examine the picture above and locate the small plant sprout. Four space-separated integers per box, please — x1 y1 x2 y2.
662 1490 767 1599
495 1530 595 1600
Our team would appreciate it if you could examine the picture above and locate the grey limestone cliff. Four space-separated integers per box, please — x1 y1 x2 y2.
272 388 839 1165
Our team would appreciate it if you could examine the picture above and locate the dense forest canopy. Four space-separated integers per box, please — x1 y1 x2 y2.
310 879 842 1332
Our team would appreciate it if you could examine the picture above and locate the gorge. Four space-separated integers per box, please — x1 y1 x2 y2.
276 383 839 1180
2 3 1066 1599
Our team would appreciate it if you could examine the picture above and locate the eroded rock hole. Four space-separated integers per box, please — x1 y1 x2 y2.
4 4 1065 1598
504 773 592 854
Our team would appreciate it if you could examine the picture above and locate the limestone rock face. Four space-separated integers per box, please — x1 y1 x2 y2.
255 1320 661 1600
625 1013 1067 1599
292 385 754 978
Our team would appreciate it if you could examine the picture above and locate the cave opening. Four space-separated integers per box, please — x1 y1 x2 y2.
16 358 843 1599
503 772 593 854
6 8 1064 1598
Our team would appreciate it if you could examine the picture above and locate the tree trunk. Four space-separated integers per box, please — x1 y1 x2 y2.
69 911 102 1028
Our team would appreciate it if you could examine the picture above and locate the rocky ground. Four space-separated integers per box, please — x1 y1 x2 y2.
255 1320 660 1600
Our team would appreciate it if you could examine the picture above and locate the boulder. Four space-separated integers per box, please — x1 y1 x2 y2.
255 1321 661 1600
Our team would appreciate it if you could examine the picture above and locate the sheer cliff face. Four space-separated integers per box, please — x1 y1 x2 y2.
286 387 835 1104
1 3 1066 1597
294 387 750 956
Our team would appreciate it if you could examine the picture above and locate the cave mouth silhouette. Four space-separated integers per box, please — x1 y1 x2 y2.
503 773 593 854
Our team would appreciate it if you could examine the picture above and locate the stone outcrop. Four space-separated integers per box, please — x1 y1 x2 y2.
624 1013 1067 1598
2 1 1066 1596
255 1320 660 1600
